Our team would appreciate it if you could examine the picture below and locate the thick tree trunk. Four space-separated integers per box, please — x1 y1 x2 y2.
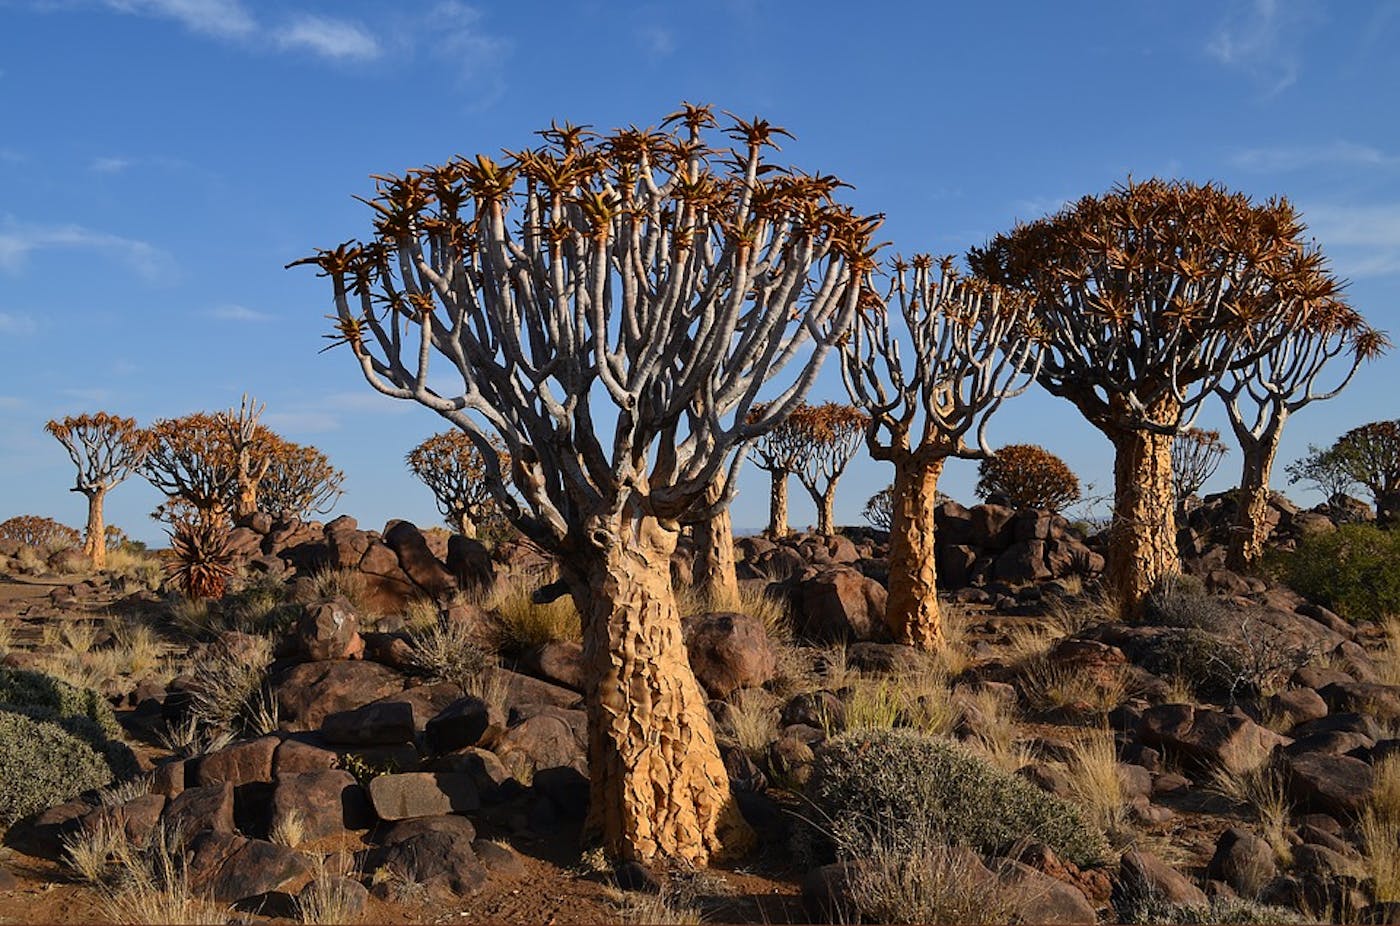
455 510 478 540
817 485 837 536
1106 424 1181 619
692 489 739 610
884 455 945 649
82 487 107 570
234 479 259 521
767 470 789 538
566 515 753 864
1226 442 1277 571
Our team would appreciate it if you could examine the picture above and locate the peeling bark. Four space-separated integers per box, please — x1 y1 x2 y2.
885 455 945 648
1227 444 1276 571
234 479 260 521
82 488 107 571
692 492 739 610
567 515 753 864
1106 424 1181 619
767 471 789 539
814 486 837 537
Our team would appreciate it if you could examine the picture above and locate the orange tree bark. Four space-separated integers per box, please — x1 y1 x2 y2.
767 471 790 538
564 514 753 863
691 497 739 609
1104 416 1181 618
1226 444 1275 571
81 488 107 570
885 453 946 647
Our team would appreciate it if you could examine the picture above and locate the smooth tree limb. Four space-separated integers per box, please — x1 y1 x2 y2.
44 412 150 569
843 255 1039 648
294 104 876 864
970 179 1342 616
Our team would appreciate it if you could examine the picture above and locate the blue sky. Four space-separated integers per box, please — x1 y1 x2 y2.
2 0 1398 544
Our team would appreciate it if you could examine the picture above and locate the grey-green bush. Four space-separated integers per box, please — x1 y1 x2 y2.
804 729 1109 868
0 666 121 737
0 707 117 823
1133 627 1247 702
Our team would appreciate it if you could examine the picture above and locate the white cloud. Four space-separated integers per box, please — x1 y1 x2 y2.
206 304 273 322
89 156 133 174
101 0 256 39
636 24 674 60
262 410 343 434
1305 202 1400 278
274 15 381 61
1230 141 1400 172
1207 0 1318 95
0 312 37 335
0 218 176 283
419 2 511 100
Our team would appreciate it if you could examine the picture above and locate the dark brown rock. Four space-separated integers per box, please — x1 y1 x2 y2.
1138 704 1284 774
272 660 405 731
163 782 235 836
368 772 481 820
425 696 505 754
321 700 416 746
196 736 279 787
518 641 584 692
384 520 457 599
270 769 373 842
273 738 339 778
493 707 587 781
1284 751 1375 816
1207 827 1277 896
1114 849 1206 912
295 597 364 662
795 567 888 643
682 611 776 699
211 838 312 904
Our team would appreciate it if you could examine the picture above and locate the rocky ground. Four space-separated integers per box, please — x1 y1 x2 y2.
0 495 1395 924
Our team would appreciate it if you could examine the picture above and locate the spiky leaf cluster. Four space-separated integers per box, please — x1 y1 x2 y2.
976 444 1080 512
165 517 235 600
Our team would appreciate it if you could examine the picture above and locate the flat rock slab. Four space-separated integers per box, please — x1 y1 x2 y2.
369 772 480 820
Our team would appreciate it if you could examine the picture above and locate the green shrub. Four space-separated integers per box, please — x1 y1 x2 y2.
1134 627 1246 702
1269 523 1400 623
804 729 1109 868
0 706 120 823
0 666 121 737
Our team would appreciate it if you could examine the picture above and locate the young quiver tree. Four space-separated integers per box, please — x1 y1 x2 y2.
747 404 804 537
970 179 1339 616
843 256 1039 648
1286 442 1360 516
862 485 894 531
142 413 243 525
294 106 875 863
44 413 151 569
406 431 510 539
1170 428 1228 505
1216 302 1384 566
791 402 869 535
975 443 1080 512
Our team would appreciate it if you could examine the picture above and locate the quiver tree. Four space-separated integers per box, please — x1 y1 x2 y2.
44 412 151 569
293 105 875 863
1216 303 1385 566
224 395 274 520
687 475 740 608
790 402 869 535
143 413 243 525
747 404 804 537
1171 428 1228 505
862 485 894 531
843 256 1039 648
975 443 1080 512
970 179 1341 617
259 439 344 521
406 430 511 539
1286 442 1361 517
1335 420 1400 524
0 515 80 551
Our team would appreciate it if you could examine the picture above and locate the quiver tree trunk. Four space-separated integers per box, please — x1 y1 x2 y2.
767 471 790 539
885 455 946 648
455 511 478 540
1106 422 1181 619
566 515 753 864
234 480 259 521
1226 444 1276 571
81 487 107 570
814 485 837 537
691 488 739 609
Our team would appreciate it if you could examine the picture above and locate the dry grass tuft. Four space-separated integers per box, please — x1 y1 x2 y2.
294 854 364 924
958 686 1034 774
308 567 372 616
1064 730 1128 839
101 827 225 925
410 616 493 695
723 688 780 759
487 580 582 653
1363 754 1400 901
1208 762 1294 865
1022 659 1128 718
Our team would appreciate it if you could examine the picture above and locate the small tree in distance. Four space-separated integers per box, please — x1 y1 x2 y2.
1171 428 1228 504
1335 420 1400 524
0 515 80 552
295 105 875 864
748 405 804 538
406 431 510 539
976 444 1080 513
1287 443 1360 517
259 439 344 521
792 402 869 535
44 412 151 569
862 486 893 531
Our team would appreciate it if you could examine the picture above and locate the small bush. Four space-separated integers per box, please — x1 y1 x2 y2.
0 665 122 737
1134 627 1246 703
1268 523 1400 623
1118 894 1301 924
1143 573 1228 630
805 729 1109 867
186 634 275 737
0 706 119 823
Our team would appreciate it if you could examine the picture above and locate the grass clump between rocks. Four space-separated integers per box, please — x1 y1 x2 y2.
804 728 1109 868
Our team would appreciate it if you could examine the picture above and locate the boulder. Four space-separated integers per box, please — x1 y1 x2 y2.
794 567 888 643
323 516 370 569
294 597 364 662
163 782 235 836
196 736 279 787
969 504 1017 549
1113 849 1206 914
446 535 495 596
518 642 585 693
273 739 339 778
1268 687 1329 728
989 857 1097 925
425 696 506 754
493 706 588 781
1138 704 1285 774
681 611 776 699
423 748 518 803
845 642 927 675
1283 751 1375 816
1207 827 1277 897
375 812 477 846
321 700 418 747
272 660 405 732
270 769 373 842
361 830 486 899
357 541 418 613
383 520 457 599
368 772 481 820
79 794 166 849
993 540 1052 583
210 838 312 904
295 877 368 920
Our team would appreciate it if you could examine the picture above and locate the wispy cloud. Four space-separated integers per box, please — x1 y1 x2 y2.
1230 141 1400 172
1207 0 1320 95
101 0 256 39
1305 202 1400 278
205 304 272 322
0 218 176 283
274 15 381 61
418 2 511 102
0 312 37 335
89 156 133 174
636 24 674 60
